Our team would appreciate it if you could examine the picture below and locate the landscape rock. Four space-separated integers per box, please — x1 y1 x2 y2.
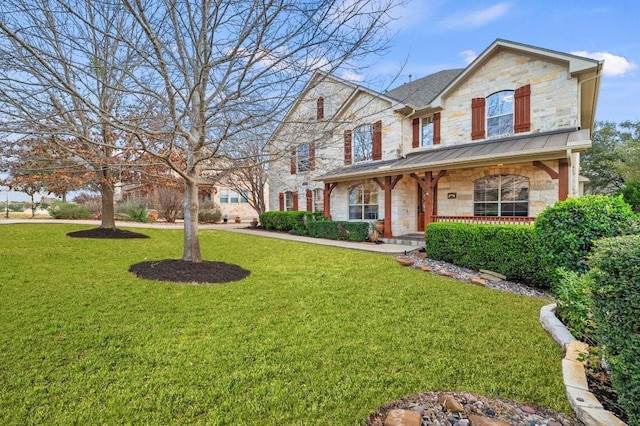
383 409 421 426
467 414 511 426
395 256 415 266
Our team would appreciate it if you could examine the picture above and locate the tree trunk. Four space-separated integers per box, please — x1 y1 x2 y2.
182 177 202 262
99 181 116 229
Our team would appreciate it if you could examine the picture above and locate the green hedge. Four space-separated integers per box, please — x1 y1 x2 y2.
259 211 325 233
534 195 637 274
425 222 553 289
48 202 92 220
306 221 369 241
588 235 640 426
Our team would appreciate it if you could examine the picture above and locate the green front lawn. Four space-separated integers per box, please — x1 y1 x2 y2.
0 224 566 425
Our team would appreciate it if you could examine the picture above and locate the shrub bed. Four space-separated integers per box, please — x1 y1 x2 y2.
48 201 92 220
588 235 640 426
425 222 552 289
306 221 369 241
259 211 319 233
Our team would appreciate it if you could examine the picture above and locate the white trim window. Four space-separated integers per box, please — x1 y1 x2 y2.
348 181 378 220
353 124 373 163
284 191 294 211
487 90 514 138
313 188 323 213
474 174 529 216
297 143 310 172
422 116 434 147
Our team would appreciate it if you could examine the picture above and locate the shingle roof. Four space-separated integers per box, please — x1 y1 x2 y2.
385 69 464 108
317 128 591 182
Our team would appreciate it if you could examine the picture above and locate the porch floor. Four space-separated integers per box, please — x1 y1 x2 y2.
381 233 425 248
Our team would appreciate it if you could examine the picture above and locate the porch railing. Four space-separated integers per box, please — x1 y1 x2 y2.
431 215 536 225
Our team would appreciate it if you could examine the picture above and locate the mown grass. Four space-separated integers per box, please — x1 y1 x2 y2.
0 224 566 425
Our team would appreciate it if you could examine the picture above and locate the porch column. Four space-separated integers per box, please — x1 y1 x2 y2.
411 171 446 226
373 175 402 237
323 182 337 220
558 159 569 201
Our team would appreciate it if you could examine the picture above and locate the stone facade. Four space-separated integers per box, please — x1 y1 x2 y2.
266 40 601 237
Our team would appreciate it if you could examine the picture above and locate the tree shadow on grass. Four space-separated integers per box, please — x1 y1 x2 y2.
67 228 150 239
129 259 250 284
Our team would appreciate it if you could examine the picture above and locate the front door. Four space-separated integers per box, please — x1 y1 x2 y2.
417 185 425 231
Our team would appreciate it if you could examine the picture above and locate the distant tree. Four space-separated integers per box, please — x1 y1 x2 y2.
582 120 640 194
617 180 640 213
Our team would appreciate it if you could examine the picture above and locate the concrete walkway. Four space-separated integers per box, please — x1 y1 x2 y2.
0 219 416 254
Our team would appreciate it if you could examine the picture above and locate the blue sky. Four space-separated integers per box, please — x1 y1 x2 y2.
345 0 639 123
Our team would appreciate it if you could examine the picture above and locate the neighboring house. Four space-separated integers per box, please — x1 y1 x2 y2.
266 39 603 237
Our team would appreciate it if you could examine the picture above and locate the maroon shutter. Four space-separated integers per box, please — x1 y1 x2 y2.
471 98 486 140
344 130 352 165
317 97 324 120
514 84 531 133
412 118 420 148
292 192 299 211
433 113 441 145
279 192 284 211
306 189 312 212
372 120 382 160
309 142 315 171
290 150 296 174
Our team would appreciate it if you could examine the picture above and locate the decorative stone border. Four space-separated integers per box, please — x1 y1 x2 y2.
539 304 628 426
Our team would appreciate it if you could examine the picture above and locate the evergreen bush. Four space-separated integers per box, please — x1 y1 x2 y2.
306 221 368 241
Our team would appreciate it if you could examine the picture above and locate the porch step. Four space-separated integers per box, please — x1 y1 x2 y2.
381 234 425 248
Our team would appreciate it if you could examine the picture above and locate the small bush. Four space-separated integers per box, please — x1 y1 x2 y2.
534 195 637 275
73 193 102 219
306 221 369 241
553 269 595 340
116 201 151 223
588 235 640 426
425 222 553 289
198 208 222 223
618 180 640 213
48 201 92 220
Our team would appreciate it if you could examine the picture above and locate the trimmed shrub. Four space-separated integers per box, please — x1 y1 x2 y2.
259 211 308 232
198 209 222 223
425 222 553 289
534 195 637 274
48 202 92 220
553 268 595 340
588 235 640 425
116 201 152 223
307 221 369 241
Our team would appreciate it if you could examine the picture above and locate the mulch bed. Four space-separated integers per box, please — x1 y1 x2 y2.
129 259 250 284
67 227 150 239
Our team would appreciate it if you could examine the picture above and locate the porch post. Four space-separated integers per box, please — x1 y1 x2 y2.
323 183 337 220
424 172 433 226
372 175 402 238
558 159 569 201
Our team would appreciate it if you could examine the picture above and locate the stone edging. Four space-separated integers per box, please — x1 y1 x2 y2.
539 304 628 426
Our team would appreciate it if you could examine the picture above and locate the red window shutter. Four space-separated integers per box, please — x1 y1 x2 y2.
514 84 531 133
433 112 441 145
344 130 352 165
471 98 486 140
309 142 315 171
412 118 420 148
372 120 382 160
290 150 296 174
305 189 312 212
292 192 299 211
279 192 284 211
317 97 324 120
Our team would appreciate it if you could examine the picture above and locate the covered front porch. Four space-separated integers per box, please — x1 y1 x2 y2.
319 129 589 238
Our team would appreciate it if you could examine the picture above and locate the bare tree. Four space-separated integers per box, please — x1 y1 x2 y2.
0 0 142 229
1 0 402 262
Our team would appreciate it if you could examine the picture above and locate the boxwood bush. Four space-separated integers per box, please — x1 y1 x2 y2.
306 221 369 241
588 235 640 425
259 211 321 233
48 201 92 220
534 195 637 275
425 222 553 289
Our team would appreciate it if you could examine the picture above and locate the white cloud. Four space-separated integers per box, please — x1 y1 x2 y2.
459 50 478 65
341 70 365 82
571 50 637 77
438 2 512 30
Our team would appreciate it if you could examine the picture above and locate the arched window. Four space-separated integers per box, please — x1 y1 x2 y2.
348 182 378 220
353 124 373 162
486 90 514 138
474 174 529 216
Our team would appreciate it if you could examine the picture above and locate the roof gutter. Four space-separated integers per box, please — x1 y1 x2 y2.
577 61 604 131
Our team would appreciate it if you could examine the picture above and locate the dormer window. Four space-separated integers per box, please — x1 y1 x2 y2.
487 90 514 138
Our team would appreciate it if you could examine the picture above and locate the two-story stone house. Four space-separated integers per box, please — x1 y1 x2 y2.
266 39 603 238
